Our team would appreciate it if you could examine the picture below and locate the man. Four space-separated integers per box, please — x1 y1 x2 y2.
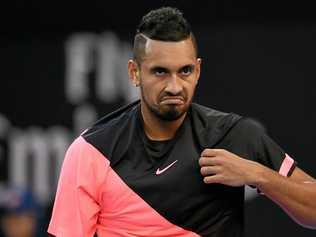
48 7 316 237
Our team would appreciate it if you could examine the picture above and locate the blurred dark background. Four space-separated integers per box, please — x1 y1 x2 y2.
0 1 315 236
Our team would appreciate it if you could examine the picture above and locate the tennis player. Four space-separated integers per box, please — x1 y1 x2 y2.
48 7 316 237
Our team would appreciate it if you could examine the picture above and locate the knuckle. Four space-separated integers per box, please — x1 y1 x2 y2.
221 149 229 154
201 148 211 156
217 148 225 154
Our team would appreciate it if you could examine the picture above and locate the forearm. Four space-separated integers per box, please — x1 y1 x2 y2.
199 148 316 228
252 164 316 229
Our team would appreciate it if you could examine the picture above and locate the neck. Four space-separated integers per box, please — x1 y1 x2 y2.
140 101 186 141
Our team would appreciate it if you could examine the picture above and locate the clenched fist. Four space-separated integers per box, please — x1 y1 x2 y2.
199 148 263 187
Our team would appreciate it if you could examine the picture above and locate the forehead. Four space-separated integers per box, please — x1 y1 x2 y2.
141 38 197 69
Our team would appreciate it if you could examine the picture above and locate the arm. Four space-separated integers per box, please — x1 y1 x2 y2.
199 149 316 229
48 137 106 236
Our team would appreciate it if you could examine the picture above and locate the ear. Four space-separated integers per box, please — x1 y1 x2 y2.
128 60 140 87
195 58 202 84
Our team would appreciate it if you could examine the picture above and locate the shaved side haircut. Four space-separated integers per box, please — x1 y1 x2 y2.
133 7 198 64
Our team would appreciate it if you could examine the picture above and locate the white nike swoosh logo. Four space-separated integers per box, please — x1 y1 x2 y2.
156 160 178 175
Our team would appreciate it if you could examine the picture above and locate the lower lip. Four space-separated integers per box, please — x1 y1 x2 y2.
160 99 184 105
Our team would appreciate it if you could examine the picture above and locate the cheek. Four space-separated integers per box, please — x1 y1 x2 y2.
141 81 159 101
142 80 164 99
184 82 197 98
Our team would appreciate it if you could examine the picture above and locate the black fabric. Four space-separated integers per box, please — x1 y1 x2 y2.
218 117 290 172
82 100 293 237
137 106 181 161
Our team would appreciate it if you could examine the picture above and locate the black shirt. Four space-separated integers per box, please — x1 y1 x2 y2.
81 100 295 236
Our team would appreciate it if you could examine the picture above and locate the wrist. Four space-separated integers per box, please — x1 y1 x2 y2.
247 161 269 187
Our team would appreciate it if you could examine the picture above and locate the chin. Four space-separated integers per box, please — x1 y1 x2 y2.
157 106 187 121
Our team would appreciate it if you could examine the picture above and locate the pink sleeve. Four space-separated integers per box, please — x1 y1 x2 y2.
48 136 108 237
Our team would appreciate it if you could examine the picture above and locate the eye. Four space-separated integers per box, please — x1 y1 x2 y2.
152 67 168 76
179 66 193 76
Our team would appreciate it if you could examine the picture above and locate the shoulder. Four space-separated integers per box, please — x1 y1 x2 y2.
221 117 269 154
191 103 242 129
76 101 140 161
82 100 140 140
229 117 267 139
191 103 231 118
190 103 243 148
64 136 110 169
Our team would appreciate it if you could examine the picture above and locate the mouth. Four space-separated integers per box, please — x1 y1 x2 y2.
160 96 185 105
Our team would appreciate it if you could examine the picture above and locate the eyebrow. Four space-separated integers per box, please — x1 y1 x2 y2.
150 66 169 73
149 64 195 73
179 64 195 71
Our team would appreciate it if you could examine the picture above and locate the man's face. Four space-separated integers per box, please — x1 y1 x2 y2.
134 37 201 121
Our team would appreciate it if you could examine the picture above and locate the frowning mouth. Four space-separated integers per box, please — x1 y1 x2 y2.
160 97 185 105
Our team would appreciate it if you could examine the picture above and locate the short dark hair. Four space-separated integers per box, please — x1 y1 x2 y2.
133 7 198 64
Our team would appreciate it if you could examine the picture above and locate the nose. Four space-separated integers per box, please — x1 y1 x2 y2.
164 74 182 95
